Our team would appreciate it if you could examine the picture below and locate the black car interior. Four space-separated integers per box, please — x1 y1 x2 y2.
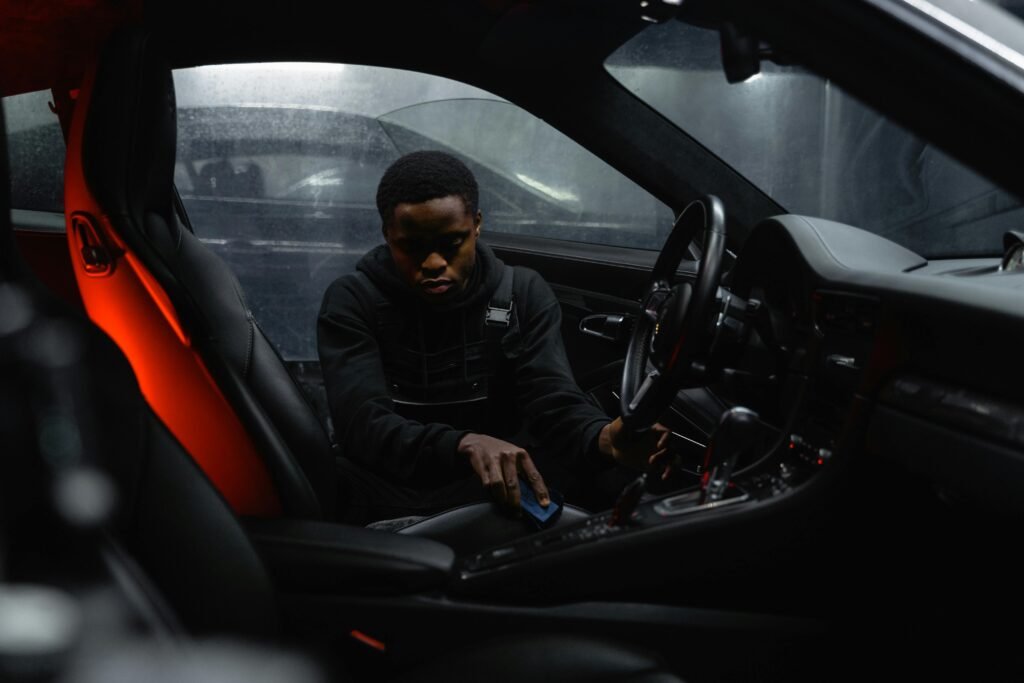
6 1 1024 680
63 28 592 553
2 105 692 682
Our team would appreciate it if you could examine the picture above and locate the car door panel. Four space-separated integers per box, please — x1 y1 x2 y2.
488 233 699 385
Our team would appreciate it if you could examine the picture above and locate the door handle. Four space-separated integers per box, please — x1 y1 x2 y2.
579 314 632 343
70 212 118 276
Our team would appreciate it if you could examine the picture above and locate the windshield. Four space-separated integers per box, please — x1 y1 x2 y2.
605 16 1024 259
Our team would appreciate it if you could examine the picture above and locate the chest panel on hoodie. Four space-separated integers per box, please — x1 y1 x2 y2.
376 302 499 403
351 249 523 435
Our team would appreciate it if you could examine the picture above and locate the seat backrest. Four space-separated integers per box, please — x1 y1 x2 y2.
2 104 280 639
63 29 335 519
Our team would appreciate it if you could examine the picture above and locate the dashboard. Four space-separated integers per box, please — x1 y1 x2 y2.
450 213 1024 609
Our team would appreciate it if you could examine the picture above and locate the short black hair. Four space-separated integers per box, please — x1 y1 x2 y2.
376 150 479 228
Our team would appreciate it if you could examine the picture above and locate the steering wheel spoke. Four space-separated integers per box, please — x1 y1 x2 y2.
627 368 661 413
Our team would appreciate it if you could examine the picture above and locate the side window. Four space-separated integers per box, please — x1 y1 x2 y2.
378 99 673 249
173 64 672 361
2 89 65 219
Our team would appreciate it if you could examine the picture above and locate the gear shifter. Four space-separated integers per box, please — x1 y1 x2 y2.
699 406 761 504
610 473 647 526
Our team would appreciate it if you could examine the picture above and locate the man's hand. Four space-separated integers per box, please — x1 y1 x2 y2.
458 433 550 512
598 417 670 471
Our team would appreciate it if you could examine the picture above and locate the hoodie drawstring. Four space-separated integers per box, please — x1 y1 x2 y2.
416 313 428 389
460 309 469 385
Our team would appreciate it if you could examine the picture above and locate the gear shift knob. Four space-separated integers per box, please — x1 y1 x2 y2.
699 407 760 504
610 474 647 526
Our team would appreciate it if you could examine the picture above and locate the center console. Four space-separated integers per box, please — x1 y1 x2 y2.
452 289 876 598
456 426 828 581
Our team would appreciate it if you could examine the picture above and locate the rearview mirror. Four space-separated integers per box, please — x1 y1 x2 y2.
720 22 761 83
719 22 793 83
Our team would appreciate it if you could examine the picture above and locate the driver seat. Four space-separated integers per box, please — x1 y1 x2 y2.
62 28 586 546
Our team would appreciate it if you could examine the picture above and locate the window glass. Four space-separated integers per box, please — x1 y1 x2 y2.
174 64 672 360
2 89 64 216
606 21 1022 258
379 99 672 248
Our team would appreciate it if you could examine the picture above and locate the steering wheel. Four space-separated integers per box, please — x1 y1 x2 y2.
620 195 726 431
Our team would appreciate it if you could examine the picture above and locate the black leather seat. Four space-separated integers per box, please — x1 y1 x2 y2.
5 119 281 641
3 100 681 683
65 27 328 520
63 28 587 542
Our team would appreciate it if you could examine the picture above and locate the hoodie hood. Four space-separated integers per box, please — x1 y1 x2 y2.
356 241 505 313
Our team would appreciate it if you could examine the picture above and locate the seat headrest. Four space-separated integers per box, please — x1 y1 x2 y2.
81 29 177 240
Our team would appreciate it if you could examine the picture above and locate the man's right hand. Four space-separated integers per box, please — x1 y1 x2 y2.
598 417 670 471
457 433 550 512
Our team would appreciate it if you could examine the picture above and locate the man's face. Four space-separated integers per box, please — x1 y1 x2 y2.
384 195 481 303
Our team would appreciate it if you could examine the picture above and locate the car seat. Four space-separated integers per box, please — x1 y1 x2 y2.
61 27 586 549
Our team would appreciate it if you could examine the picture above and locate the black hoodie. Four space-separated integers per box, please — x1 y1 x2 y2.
317 242 608 486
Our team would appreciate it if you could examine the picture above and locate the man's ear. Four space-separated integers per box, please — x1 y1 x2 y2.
474 211 482 236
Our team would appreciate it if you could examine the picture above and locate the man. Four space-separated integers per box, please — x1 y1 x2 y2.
318 151 664 524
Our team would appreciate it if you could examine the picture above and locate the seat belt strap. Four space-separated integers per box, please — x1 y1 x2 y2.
485 265 515 327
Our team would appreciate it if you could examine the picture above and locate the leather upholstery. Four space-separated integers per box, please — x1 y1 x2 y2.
74 28 332 517
5 101 275 635
245 518 455 595
125 406 281 636
1 269 279 635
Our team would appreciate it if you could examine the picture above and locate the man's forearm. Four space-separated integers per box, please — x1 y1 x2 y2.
338 398 467 480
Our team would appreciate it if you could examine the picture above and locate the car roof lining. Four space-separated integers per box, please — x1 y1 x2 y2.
0 0 142 96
